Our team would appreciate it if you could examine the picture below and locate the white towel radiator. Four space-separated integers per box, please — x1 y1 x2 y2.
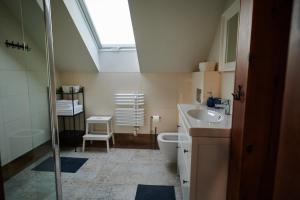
114 93 144 135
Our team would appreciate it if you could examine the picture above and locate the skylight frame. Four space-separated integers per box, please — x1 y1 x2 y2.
76 0 136 50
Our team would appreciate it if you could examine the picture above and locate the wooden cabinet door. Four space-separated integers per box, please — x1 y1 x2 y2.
0 169 4 200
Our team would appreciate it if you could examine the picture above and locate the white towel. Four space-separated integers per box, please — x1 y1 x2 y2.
56 105 83 116
56 100 79 105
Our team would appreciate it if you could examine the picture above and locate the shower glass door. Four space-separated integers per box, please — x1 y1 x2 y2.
0 0 59 199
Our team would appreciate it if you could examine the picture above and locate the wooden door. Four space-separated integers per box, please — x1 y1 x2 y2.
0 170 4 200
273 0 300 199
227 0 294 199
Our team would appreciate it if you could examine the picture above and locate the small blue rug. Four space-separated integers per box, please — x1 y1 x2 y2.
135 184 175 200
32 157 88 173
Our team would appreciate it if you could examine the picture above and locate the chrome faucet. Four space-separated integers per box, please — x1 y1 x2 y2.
215 99 231 115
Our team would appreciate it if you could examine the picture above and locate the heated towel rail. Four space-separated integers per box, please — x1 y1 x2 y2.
114 93 144 134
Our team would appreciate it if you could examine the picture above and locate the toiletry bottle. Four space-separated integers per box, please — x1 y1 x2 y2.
207 92 215 107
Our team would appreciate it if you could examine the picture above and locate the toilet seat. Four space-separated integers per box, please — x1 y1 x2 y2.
157 132 178 163
157 132 178 143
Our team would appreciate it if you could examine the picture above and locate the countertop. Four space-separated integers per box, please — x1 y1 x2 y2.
178 104 232 138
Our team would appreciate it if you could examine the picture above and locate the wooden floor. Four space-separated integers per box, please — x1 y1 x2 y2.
86 133 158 149
1 133 158 182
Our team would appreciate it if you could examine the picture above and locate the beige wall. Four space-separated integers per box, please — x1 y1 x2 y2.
57 72 192 134
191 72 221 104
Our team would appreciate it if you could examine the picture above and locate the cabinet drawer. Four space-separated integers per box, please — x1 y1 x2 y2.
178 114 192 178
181 138 192 174
178 144 190 200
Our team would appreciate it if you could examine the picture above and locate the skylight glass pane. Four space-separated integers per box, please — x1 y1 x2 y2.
84 0 136 47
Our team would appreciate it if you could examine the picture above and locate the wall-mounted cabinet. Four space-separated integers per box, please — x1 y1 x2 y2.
219 0 240 72
192 72 220 104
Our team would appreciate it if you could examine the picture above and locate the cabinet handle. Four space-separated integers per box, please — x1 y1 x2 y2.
183 180 189 184
183 149 189 153
177 124 181 128
176 146 180 149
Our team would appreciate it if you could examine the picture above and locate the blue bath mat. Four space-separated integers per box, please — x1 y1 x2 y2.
32 157 88 173
135 184 175 200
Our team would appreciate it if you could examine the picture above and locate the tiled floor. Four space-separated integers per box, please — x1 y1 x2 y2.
4 148 182 200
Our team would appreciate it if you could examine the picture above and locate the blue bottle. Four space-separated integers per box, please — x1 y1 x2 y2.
213 98 222 105
207 92 215 107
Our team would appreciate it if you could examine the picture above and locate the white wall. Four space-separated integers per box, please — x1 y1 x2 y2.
207 0 236 110
208 0 237 62
58 72 192 134
51 0 99 72
0 2 50 165
62 0 100 71
207 24 222 62
220 72 235 107
99 50 140 72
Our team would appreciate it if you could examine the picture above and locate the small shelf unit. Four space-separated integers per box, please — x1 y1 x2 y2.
56 87 86 151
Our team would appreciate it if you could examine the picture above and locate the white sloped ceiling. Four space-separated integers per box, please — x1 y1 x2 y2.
3 0 226 73
51 0 99 72
129 0 226 72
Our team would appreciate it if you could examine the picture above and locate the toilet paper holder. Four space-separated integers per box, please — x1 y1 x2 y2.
150 115 161 149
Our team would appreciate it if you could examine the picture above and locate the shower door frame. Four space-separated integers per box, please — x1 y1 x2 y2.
43 0 63 199
0 0 62 199
0 0 62 200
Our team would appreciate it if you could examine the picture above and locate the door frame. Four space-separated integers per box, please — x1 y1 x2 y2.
273 0 300 199
227 0 294 199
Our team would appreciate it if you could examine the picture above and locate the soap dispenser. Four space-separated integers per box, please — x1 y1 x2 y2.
207 92 215 107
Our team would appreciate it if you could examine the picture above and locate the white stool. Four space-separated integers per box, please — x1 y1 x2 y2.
82 116 115 152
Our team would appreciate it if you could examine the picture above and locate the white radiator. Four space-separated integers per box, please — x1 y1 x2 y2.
114 93 144 127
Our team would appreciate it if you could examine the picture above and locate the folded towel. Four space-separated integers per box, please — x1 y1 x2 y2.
56 106 76 110
56 100 79 105
56 105 83 116
56 100 79 107
56 105 82 111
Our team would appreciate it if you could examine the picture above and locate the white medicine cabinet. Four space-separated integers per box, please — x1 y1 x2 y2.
219 0 240 71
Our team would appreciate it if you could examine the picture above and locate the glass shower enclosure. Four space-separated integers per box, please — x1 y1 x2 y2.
0 0 60 199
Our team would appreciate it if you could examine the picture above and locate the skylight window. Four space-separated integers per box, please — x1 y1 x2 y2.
83 0 136 48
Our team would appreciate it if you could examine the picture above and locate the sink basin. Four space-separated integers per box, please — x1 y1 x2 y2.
187 109 224 123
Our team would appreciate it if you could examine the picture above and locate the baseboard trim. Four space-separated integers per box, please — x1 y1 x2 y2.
1 142 52 181
84 133 158 149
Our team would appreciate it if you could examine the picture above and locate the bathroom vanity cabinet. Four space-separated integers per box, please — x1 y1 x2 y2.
177 104 231 200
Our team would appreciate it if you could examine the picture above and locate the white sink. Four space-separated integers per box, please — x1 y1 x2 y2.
187 109 224 123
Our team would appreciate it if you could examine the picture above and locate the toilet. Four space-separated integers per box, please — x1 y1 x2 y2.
157 132 178 163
